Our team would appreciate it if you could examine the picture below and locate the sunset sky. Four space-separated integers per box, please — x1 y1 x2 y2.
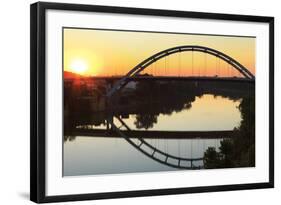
63 28 255 77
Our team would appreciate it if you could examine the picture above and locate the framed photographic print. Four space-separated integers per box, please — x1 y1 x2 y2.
30 2 274 203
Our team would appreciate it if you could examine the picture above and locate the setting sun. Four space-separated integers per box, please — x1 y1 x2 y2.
70 59 88 74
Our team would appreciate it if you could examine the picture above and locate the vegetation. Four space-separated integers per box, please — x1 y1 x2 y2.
203 95 255 168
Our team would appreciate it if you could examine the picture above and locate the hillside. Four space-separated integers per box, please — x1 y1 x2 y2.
64 71 83 79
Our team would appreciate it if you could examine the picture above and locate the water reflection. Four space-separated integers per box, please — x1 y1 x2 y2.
64 80 255 176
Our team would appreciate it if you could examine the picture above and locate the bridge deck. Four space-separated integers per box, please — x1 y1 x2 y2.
122 76 254 83
65 76 255 83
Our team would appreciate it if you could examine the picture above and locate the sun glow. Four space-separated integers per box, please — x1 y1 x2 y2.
70 59 88 74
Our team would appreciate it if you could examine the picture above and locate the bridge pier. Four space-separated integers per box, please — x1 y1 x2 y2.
106 115 114 131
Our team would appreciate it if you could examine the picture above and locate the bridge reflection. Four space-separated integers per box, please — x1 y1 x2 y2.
66 128 239 139
66 117 241 169
64 79 255 170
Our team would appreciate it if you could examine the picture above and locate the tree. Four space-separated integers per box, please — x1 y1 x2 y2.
134 114 158 129
203 147 221 169
203 96 255 169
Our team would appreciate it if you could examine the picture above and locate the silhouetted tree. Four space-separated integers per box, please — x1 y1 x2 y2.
203 147 221 169
203 95 255 169
134 114 158 129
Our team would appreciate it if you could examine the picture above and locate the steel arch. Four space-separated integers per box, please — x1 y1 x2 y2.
112 116 203 169
107 45 255 97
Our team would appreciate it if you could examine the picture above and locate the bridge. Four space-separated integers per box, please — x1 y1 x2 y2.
106 45 255 97
100 45 254 169
66 116 239 170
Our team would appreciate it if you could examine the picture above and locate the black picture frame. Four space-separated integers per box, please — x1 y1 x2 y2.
30 2 274 203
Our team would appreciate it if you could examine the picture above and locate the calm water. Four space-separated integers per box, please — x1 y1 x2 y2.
64 94 242 176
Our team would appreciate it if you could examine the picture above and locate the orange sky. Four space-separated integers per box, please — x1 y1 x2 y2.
63 28 255 77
